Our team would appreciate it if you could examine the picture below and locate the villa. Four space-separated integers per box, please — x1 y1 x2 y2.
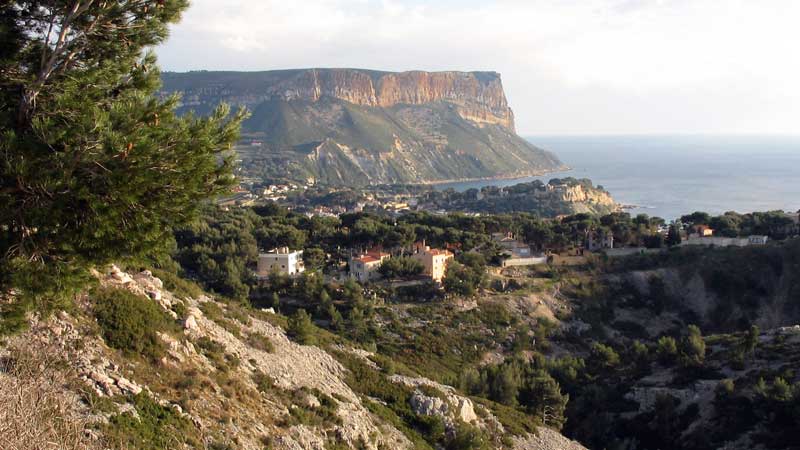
411 242 454 283
257 247 305 277
350 249 391 283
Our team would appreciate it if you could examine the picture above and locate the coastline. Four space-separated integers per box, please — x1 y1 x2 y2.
411 165 573 186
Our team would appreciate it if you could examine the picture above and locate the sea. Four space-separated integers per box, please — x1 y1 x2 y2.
433 135 800 221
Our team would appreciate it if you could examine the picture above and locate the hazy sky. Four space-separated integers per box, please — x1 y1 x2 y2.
156 0 800 135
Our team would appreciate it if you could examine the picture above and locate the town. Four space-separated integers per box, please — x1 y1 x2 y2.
217 171 619 219
232 204 800 294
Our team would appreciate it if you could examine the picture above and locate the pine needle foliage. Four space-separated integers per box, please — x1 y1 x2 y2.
0 1 246 333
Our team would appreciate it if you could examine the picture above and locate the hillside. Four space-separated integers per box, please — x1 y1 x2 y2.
160 69 565 185
0 265 585 450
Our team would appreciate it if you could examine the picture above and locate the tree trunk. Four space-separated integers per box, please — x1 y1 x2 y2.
16 88 38 130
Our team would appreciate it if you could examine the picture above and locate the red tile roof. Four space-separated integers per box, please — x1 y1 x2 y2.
355 255 380 263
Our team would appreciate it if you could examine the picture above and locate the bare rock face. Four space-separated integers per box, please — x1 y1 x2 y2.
392 375 482 432
165 69 515 131
410 392 449 417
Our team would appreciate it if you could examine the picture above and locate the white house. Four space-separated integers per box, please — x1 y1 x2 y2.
257 247 305 277
587 230 614 252
492 232 533 257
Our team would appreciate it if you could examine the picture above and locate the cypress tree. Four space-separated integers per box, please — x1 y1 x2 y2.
0 2 246 332
666 224 682 247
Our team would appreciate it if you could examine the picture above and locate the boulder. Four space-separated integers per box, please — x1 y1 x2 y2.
109 265 133 284
116 376 143 395
184 315 199 331
455 398 478 423
409 391 448 417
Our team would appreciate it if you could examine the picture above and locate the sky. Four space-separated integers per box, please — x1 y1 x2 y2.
156 0 800 135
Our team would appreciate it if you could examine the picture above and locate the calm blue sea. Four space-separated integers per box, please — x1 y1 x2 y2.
433 135 800 220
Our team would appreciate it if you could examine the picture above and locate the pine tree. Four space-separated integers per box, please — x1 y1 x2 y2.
0 2 246 333
681 324 706 367
287 309 316 345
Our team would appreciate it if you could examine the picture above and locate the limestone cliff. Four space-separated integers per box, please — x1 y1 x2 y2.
165 69 515 130
161 69 564 185
547 183 616 208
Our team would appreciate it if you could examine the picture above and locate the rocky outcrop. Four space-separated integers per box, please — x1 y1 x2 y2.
547 183 616 207
391 375 480 427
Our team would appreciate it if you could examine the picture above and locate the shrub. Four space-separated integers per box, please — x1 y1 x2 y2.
247 332 275 353
92 287 171 360
150 269 204 300
445 421 490 450
200 301 224 322
252 371 276 393
103 393 199 449
195 336 237 372
224 302 253 325
681 325 706 367
200 301 242 337
590 342 621 370
284 388 342 427
657 336 679 365
287 309 317 345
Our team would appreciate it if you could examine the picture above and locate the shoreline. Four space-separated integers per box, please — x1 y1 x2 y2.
411 165 573 187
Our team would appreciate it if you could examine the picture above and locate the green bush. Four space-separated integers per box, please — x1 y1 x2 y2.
195 336 238 372
200 301 224 322
102 393 199 449
287 309 317 345
247 332 275 353
379 257 425 278
252 370 276 393
445 421 490 450
200 301 243 337
150 268 204 300
92 287 172 360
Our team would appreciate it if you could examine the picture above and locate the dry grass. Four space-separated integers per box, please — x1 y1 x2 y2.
0 339 100 450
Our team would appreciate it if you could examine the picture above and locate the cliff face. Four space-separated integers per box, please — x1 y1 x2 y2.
161 69 563 185
164 69 515 130
551 184 616 207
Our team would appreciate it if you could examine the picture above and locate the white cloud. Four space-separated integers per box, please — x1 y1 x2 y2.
157 0 800 134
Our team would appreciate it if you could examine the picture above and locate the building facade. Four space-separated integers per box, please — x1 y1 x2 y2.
257 247 305 277
350 250 391 283
411 242 454 283
587 230 614 252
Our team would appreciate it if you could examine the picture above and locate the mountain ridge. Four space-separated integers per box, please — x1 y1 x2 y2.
160 69 565 185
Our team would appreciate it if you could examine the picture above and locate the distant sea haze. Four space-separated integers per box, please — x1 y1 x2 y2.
434 134 800 221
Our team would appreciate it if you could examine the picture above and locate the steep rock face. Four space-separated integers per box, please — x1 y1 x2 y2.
547 184 616 208
164 69 515 130
161 69 564 185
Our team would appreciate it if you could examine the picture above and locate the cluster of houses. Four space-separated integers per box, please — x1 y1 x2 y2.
681 225 769 247
254 241 455 285
250 211 800 283
349 242 454 284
